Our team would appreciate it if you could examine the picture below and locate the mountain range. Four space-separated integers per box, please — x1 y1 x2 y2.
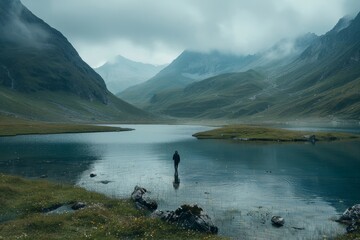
0 0 151 122
118 33 317 108
119 13 360 121
94 55 166 94
1 0 358 123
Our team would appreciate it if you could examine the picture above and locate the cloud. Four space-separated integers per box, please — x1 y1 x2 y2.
1 0 49 48
21 0 360 66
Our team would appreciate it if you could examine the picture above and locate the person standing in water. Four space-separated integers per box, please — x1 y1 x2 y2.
173 150 180 175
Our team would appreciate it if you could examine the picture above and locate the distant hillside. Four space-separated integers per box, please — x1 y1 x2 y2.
148 70 267 118
0 0 152 122
266 13 360 120
94 55 166 94
143 13 360 121
119 34 317 108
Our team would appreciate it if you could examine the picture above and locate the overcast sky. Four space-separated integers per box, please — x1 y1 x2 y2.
22 0 360 67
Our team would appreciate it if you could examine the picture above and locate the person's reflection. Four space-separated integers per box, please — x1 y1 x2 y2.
173 172 180 190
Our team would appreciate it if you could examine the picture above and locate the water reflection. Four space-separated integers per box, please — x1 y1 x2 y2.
173 173 180 190
0 134 104 183
0 125 359 239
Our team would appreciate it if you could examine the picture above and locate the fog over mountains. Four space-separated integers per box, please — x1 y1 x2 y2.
94 55 166 94
0 0 151 122
119 13 360 121
0 0 359 123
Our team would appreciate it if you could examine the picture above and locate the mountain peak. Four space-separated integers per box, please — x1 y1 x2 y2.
328 15 354 34
0 0 109 103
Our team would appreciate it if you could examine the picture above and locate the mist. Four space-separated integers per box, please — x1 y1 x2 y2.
1 0 49 49
21 0 360 66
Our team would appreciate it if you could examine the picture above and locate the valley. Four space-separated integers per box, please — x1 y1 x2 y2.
1 1 359 240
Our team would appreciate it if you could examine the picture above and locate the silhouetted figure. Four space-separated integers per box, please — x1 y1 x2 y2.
173 150 180 175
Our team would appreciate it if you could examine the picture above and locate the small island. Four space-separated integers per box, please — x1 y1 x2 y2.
193 125 360 142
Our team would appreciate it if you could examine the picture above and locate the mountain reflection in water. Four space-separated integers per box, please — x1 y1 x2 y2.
0 125 359 239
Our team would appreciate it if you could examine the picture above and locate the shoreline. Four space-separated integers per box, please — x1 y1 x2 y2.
0 174 223 240
0 122 133 137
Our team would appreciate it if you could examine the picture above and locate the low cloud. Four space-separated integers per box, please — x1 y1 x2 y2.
2 1 49 48
22 0 360 66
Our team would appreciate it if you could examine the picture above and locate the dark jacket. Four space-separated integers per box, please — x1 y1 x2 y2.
173 152 180 165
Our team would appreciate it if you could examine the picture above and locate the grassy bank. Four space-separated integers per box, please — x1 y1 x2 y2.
0 116 131 137
0 174 223 240
193 125 359 142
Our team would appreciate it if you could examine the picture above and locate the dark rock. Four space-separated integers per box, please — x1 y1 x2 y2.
339 204 360 223
90 173 97 178
131 186 158 212
152 204 218 234
71 202 86 210
292 227 305 230
271 216 285 227
309 135 316 144
346 221 359 233
100 180 112 184
338 204 360 233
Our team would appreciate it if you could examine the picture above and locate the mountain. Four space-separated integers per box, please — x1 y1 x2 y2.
267 13 360 120
0 0 151 122
94 55 166 94
148 70 267 118
118 34 317 108
118 51 257 107
143 13 360 121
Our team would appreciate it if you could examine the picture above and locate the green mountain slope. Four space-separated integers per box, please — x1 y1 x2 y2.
148 70 267 118
0 0 152 122
118 34 317 109
268 14 360 120
145 13 360 121
118 51 258 108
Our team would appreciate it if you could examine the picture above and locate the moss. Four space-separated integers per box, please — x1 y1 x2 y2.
0 174 225 240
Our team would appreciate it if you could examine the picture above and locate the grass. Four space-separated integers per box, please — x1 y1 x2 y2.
336 230 360 240
193 125 360 142
0 115 131 137
0 174 225 240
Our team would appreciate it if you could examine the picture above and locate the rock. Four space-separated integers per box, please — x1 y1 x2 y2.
71 202 86 210
100 180 111 184
90 173 97 178
151 204 218 234
309 135 316 144
346 222 359 233
337 204 360 233
131 186 158 212
339 204 360 223
271 216 285 227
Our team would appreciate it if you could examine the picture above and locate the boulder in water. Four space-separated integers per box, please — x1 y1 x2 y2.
337 204 360 233
339 204 360 222
131 186 158 212
271 216 285 227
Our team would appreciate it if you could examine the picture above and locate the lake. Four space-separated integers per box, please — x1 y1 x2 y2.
0 124 359 239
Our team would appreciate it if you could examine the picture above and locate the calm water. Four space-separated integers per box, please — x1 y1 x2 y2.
1 124 359 239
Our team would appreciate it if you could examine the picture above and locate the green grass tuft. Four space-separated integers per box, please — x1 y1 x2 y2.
0 174 225 240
